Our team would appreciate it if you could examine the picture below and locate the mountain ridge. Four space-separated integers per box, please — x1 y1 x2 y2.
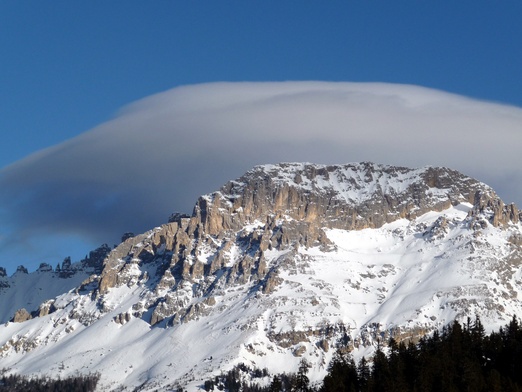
1 162 521 391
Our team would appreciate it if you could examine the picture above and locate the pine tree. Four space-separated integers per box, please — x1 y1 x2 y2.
358 357 371 392
371 347 392 392
269 375 283 392
321 350 358 392
293 359 310 392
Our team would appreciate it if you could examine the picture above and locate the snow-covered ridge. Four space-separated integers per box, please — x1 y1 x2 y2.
240 162 482 205
1 162 522 391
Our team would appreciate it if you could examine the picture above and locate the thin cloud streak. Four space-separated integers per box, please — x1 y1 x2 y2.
1 81 521 271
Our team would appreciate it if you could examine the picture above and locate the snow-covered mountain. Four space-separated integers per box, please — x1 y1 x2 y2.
0 245 109 324
1 162 522 391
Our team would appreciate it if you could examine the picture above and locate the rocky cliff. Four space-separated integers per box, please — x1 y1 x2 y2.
1 162 522 391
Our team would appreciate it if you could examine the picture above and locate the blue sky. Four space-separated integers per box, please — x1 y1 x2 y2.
1 1 522 273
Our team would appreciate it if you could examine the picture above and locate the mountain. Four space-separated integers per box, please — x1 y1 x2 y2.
1 162 522 391
0 245 109 324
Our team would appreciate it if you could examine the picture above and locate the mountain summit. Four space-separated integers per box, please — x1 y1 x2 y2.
1 162 522 390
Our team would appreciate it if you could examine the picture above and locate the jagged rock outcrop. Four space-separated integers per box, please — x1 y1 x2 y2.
194 163 485 235
2 162 522 391
37 263 53 272
82 243 112 274
15 265 28 275
87 162 521 331
0 268 8 290
470 189 521 227
12 308 31 323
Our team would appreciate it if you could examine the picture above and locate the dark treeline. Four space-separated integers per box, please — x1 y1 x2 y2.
205 316 522 392
0 371 100 392
320 315 522 392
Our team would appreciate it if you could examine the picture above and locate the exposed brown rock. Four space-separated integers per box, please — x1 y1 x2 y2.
38 301 56 317
12 308 32 323
469 190 520 228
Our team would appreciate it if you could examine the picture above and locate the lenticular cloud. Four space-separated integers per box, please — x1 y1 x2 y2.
1 81 522 269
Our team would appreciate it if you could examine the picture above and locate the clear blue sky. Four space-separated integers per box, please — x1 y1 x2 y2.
1 1 522 273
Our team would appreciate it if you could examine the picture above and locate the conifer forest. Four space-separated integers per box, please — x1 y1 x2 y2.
207 316 522 392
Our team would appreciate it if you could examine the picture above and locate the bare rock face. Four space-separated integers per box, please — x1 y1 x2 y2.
470 190 520 227
98 233 151 294
194 163 488 236
12 308 32 323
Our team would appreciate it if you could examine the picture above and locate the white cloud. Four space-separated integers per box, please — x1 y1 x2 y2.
1 81 521 271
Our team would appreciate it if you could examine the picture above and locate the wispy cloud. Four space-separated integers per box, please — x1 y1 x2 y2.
1 81 521 271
